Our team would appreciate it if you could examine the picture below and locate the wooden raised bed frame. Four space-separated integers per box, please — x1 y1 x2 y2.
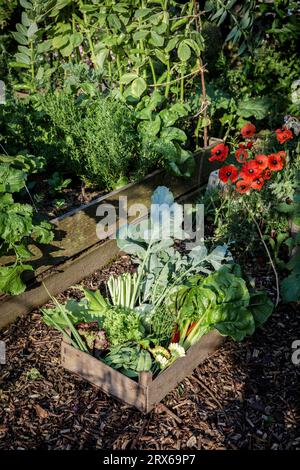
61 329 224 413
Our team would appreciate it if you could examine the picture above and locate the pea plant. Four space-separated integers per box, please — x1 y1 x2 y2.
10 0 209 175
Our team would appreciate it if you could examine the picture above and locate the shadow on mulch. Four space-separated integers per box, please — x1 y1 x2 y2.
0 256 300 450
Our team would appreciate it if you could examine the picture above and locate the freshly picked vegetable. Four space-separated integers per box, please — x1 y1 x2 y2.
168 266 274 350
104 343 152 378
102 306 145 346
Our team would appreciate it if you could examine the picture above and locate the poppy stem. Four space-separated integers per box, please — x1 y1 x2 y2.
243 201 280 307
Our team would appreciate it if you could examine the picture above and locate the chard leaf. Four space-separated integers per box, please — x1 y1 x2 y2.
249 291 274 327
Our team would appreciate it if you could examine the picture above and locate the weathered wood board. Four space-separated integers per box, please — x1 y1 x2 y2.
61 330 224 413
0 143 221 328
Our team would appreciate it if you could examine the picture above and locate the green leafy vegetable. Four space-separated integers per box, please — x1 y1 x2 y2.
104 343 152 378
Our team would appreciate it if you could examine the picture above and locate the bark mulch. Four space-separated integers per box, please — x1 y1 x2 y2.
0 255 300 450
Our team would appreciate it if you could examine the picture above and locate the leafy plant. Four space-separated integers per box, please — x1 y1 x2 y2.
104 343 152 378
41 90 147 189
117 186 232 310
0 156 53 295
204 0 300 56
8 0 209 156
169 266 273 349
48 171 71 194
102 306 145 347
135 91 195 176
280 233 300 303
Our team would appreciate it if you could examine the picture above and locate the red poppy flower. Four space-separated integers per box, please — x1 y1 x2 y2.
263 169 272 180
236 179 251 194
235 146 249 163
240 160 261 180
276 127 293 144
255 154 268 170
251 177 265 190
277 150 287 163
219 165 239 183
241 123 256 138
209 143 229 162
268 153 284 171
246 141 254 149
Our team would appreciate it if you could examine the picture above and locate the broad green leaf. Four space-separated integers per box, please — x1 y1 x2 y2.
138 115 161 137
154 49 169 65
83 288 108 314
20 0 32 8
166 37 179 52
32 221 54 244
238 97 271 120
21 12 31 27
178 41 191 61
0 165 26 193
12 31 28 46
133 30 149 41
70 32 83 48
15 53 31 65
60 42 74 57
249 291 274 327
281 271 300 303
27 22 38 38
160 127 187 142
149 31 164 47
0 265 33 296
52 34 69 49
120 73 138 85
134 8 151 18
131 77 147 98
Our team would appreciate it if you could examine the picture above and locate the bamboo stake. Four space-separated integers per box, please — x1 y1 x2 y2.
193 0 209 186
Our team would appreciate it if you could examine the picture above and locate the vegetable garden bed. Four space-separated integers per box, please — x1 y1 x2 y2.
61 329 224 414
0 143 221 328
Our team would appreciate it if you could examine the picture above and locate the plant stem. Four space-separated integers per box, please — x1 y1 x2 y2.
244 201 280 307
149 57 157 85
180 63 185 103
165 60 171 98
116 54 123 93
130 238 154 309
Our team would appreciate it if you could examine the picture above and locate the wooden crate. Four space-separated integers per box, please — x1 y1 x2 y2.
61 329 224 413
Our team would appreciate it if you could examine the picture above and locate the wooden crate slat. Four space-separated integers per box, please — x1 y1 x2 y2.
147 330 224 411
61 341 147 411
60 330 224 413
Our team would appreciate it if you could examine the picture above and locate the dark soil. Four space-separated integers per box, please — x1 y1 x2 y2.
28 176 105 219
0 255 299 450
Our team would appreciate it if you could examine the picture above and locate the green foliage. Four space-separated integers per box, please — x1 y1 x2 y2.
9 0 55 92
40 91 148 189
117 186 232 309
48 172 71 194
279 228 300 303
102 306 145 347
204 45 300 136
204 0 300 56
0 0 18 31
104 343 152 378
171 267 273 349
135 92 195 177
0 156 53 295
7 0 207 159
